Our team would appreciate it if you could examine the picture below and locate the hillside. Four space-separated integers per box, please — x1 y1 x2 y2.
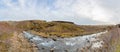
14 20 113 38
0 20 119 52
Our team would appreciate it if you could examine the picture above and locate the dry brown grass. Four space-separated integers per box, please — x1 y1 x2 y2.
0 21 38 52
14 20 112 38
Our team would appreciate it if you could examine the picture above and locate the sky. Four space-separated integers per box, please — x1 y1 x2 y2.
0 0 120 24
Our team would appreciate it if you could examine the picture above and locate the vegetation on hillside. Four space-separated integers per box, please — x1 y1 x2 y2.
15 20 113 38
0 20 118 52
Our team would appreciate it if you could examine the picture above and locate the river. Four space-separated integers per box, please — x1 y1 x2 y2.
23 31 107 52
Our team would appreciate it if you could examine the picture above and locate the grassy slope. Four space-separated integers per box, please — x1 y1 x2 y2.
15 20 112 38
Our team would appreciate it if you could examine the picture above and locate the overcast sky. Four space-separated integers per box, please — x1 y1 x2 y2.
0 0 120 24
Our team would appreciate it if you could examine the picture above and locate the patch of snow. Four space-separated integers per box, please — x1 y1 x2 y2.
91 41 104 49
65 42 76 46
40 41 54 47
32 36 43 41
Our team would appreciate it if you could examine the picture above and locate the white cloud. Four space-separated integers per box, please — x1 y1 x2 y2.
0 0 120 24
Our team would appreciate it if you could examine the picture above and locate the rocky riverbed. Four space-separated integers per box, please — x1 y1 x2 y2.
23 31 107 52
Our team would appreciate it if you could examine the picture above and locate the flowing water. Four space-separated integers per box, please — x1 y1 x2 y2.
23 31 107 52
